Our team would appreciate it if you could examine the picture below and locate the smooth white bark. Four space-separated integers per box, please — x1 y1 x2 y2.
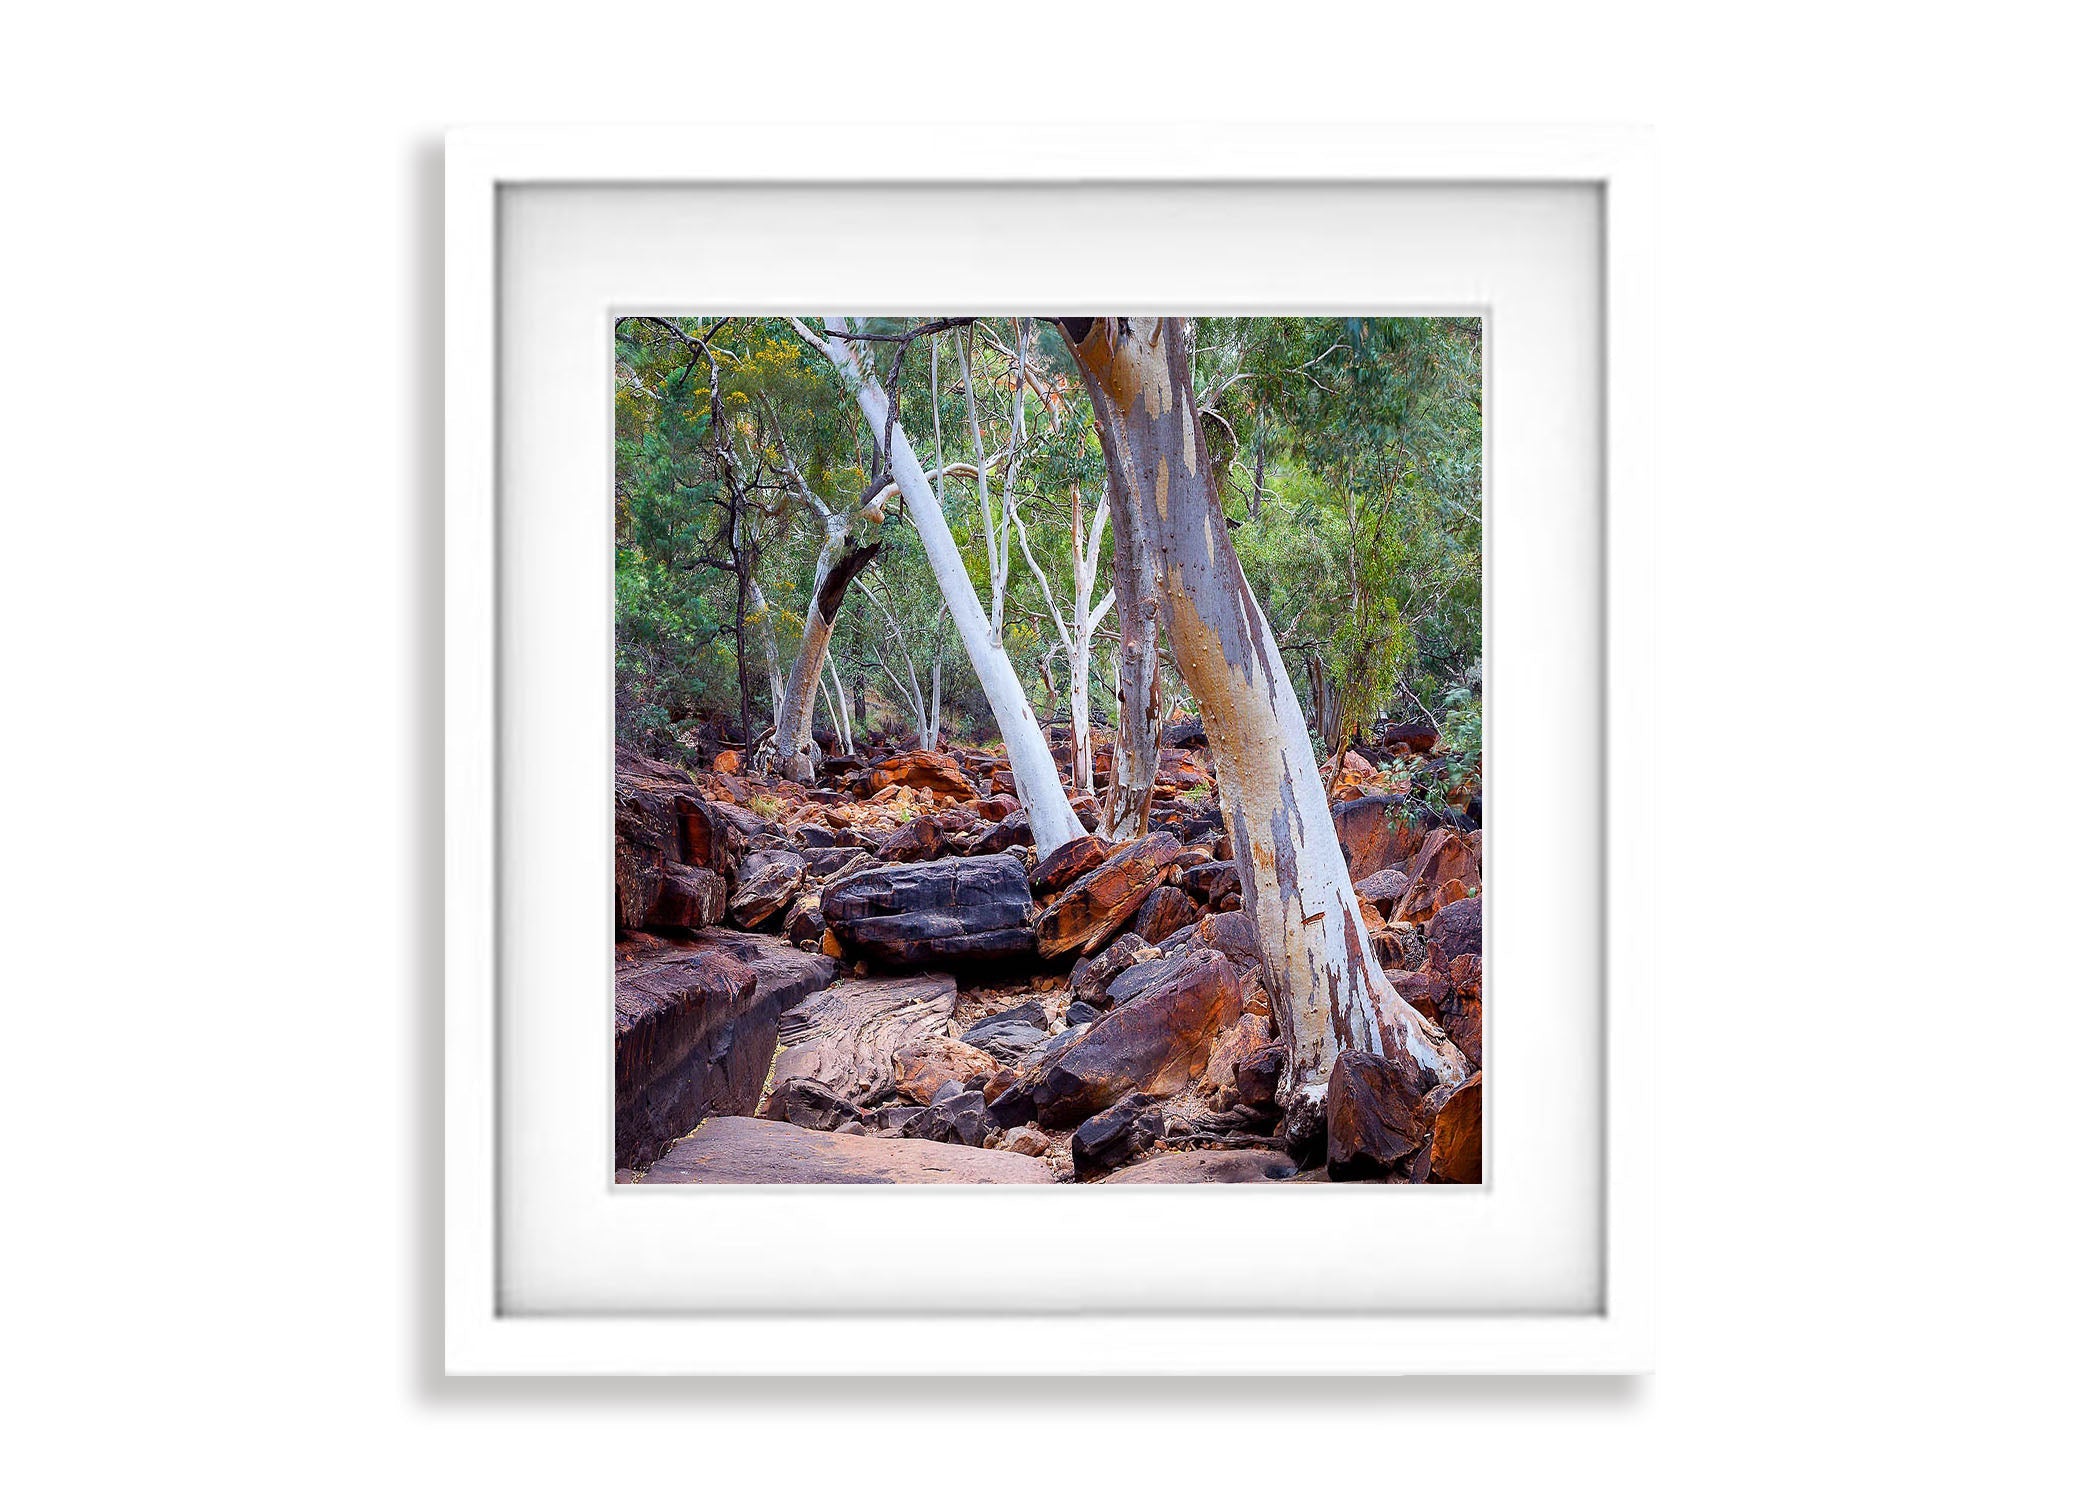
803 317 1085 856
1016 485 1116 796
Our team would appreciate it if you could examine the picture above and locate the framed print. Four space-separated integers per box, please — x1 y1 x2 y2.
446 124 1653 1375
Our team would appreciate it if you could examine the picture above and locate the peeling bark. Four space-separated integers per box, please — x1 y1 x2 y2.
1101 503 1162 841
1054 317 1469 1102
777 522 881 782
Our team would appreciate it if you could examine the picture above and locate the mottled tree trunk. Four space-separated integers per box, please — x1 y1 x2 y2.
1055 317 1469 1105
1100 526 1161 841
777 517 881 782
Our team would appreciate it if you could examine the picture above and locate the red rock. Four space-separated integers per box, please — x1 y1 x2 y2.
1131 883 1199 944
1331 793 1427 879
1034 832 1182 959
1201 1012 1275 1105
649 862 727 929
1326 1049 1439 1181
1029 834 1110 898
1429 1074 1483 1183
1180 860 1240 905
853 749 976 800
1394 828 1482 924
712 749 743 774
892 1035 1002 1104
1356 865 1410 918
726 849 806 928
1032 953 1244 1127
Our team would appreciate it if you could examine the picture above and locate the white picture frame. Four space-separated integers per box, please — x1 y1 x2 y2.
446 124 1654 1376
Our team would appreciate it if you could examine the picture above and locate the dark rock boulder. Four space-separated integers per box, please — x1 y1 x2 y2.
903 1088 993 1149
763 1075 868 1134
1130 883 1199 944
876 814 948 863
1326 1049 1440 1181
727 848 807 928
960 1001 1052 1063
820 853 1036 968
1162 717 1207 750
1071 931 1149 1010
1071 1094 1164 1181
1180 861 1241 905
614 932 836 1170
649 861 726 930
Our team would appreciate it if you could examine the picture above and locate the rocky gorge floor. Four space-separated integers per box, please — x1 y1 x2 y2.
613 722 1484 1186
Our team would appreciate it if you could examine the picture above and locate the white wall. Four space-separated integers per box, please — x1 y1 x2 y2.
2 4 2092 1495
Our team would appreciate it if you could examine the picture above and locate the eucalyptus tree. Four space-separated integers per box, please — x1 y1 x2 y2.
1054 316 1472 1116
795 315 1086 858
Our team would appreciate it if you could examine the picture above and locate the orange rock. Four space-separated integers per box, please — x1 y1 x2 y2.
1429 1074 1482 1183
892 1035 1001 1105
712 750 742 774
1034 833 1182 959
853 749 977 800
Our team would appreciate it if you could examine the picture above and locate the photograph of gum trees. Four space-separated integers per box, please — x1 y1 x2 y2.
615 316 1486 1186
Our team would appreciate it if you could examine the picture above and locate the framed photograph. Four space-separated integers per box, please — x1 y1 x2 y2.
446 124 1653 1375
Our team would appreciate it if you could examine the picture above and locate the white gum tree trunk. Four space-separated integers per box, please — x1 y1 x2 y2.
1017 485 1117 798
1055 317 1471 1104
775 512 881 782
802 317 1085 857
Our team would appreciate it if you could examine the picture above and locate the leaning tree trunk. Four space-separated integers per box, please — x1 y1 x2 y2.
811 319 1085 857
777 516 881 782
1055 317 1470 1107
1100 490 1162 841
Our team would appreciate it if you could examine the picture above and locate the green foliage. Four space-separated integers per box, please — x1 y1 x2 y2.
612 314 1482 769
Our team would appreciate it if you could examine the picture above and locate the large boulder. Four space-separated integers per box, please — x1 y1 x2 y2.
1032 953 1244 1128
614 932 836 1170
639 1115 1053 1184
960 1001 1052 1063
1325 1049 1440 1181
891 1034 1001 1104
761 972 959 1110
1034 832 1182 959
1071 931 1150 1010
1428 1073 1483 1183
851 749 977 801
1071 1094 1164 1181
649 862 726 930
1394 828 1483 925
874 814 947 863
1130 883 1199 944
1028 834 1110 898
727 848 807 928
1331 794 1426 880
820 853 1036 968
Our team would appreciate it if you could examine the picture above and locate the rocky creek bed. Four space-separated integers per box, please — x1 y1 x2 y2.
613 728 1483 1186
